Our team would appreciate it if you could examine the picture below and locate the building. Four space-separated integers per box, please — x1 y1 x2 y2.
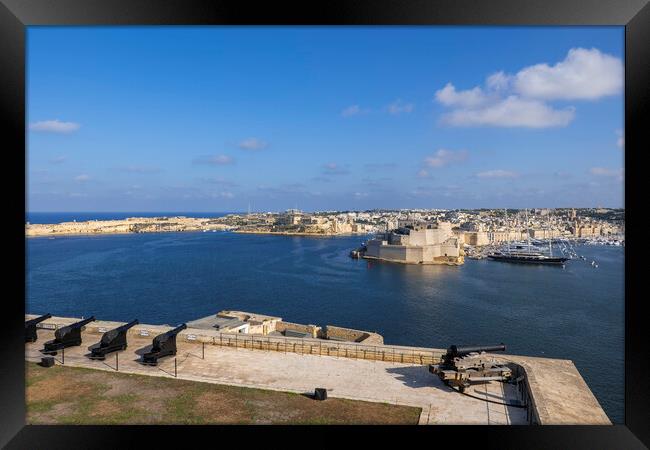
487 230 527 243
276 209 304 226
529 228 563 239
364 221 464 265
463 231 490 246
186 310 383 343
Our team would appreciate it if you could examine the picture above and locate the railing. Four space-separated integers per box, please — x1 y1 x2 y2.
203 332 445 365
510 363 540 425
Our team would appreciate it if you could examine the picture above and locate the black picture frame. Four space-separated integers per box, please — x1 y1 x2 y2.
2 0 648 447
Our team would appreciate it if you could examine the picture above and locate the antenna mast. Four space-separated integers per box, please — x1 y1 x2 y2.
525 208 531 248
548 213 553 256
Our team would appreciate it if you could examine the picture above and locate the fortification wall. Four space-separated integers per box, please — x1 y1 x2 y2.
25 314 611 424
275 321 320 338
325 325 384 344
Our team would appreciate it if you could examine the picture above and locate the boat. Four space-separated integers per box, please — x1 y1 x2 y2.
487 243 569 265
487 209 568 265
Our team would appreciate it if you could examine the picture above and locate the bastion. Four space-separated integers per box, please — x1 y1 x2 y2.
25 313 610 425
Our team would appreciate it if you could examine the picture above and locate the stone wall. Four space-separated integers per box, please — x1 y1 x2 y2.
275 321 320 338
325 325 384 344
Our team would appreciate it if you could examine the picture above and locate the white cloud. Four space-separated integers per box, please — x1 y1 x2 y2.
29 120 80 133
74 174 90 182
435 83 489 108
486 71 511 92
238 137 268 151
48 156 67 164
417 169 429 178
476 169 519 179
424 149 468 168
434 47 621 128
443 96 575 128
353 192 368 199
322 163 349 175
193 154 234 165
386 99 414 115
590 167 623 178
341 105 362 117
616 129 624 149
513 48 623 100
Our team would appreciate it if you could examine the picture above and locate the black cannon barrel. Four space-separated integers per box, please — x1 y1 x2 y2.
90 319 138 359
43 316 96 354
142 323 187 365
26 313 52 327
54 316 96 338
157 323 187 340
448 344 506 357
25 313 53 343
116 319 139 332
99 319 139 345
65 316 96 329
168 323 187 335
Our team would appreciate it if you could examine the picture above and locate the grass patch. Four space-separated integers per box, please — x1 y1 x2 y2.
26 362 421 425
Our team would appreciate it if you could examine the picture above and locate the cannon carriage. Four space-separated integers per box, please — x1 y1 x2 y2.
141 324 187 365
25 313 52 343
88 319 139 360
41 316 96 355
429 344 512 392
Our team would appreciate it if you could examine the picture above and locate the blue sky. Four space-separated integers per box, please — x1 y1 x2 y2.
27 26 624 212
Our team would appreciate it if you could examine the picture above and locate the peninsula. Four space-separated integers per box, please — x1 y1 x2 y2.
25 216 234 237
25 209 378 237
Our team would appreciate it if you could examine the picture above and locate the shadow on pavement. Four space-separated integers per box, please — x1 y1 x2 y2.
385 365 446 390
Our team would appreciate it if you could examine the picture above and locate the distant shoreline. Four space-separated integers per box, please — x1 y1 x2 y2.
234 230 369 237
24 230 224 238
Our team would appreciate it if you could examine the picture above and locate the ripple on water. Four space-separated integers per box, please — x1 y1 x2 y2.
26 235 624 422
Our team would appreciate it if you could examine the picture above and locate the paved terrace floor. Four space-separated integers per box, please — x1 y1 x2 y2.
26 330 526 425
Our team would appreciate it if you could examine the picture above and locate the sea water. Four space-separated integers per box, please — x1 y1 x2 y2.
26 230 624 422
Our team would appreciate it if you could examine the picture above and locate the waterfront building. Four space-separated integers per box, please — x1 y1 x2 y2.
462 231 490 246
364 221 464 265
530 228 563 239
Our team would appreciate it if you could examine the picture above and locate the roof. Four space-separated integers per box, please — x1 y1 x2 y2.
212 317 247 330
186 315 247 331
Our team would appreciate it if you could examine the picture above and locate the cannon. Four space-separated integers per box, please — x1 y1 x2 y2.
142 324 187 365
429 343 512 392
41 316 96 355
88 319 139 360
25 313 52 343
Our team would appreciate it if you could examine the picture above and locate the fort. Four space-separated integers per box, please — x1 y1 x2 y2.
363 220 464 265
25 312 610 425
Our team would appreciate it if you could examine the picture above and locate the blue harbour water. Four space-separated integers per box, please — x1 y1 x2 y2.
26 224 624 422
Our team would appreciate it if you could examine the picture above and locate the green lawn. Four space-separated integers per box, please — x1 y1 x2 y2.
26 362 421 425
